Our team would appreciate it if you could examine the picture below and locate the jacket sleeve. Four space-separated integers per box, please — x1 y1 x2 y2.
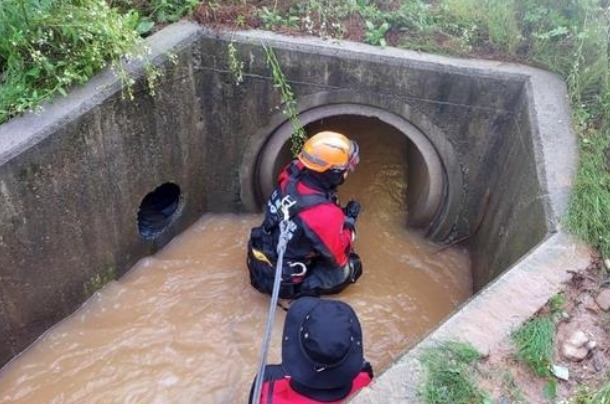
299 203 354 267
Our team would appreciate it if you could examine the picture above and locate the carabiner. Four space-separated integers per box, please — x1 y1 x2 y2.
288 262 307 277
280 195 297 222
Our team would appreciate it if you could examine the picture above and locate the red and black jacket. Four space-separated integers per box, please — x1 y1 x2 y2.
249 364 373 404
262 161 354 269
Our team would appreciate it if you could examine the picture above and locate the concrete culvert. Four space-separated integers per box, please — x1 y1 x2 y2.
252 109 450 238
0 22 591 403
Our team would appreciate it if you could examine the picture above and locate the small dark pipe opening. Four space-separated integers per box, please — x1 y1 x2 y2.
138 182 181 239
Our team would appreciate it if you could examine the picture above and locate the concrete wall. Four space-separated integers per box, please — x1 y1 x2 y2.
0 22 575 367
0 25 208 365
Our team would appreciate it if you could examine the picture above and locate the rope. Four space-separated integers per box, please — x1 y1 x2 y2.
252 197 295 403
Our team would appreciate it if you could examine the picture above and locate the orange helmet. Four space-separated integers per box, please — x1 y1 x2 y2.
298 131 360 173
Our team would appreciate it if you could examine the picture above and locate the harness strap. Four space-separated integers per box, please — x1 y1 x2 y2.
263 163 330 233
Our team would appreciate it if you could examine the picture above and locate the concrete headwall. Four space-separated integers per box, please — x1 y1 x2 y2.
0 22 576 367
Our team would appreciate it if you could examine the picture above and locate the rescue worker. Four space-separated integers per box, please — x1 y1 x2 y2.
247 131 363 299
248 297 373 403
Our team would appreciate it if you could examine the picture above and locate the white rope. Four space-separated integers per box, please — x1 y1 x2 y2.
252 197 295 403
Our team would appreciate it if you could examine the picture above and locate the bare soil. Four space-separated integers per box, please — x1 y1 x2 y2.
477 254 610 403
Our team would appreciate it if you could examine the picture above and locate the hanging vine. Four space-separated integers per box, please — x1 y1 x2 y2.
263 44 307 156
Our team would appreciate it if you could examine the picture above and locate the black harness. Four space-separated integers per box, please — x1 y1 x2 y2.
262 163 331 233
247 162 334 299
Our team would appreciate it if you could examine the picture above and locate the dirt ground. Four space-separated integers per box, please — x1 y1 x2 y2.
476 253 610 403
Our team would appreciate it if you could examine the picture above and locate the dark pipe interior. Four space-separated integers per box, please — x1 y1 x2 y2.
137 182 182 239
259 115 432 229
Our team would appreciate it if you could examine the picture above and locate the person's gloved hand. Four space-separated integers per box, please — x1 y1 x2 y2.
344 200 360 219
343 200 361 230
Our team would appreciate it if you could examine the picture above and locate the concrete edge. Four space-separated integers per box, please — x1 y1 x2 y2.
349 231 592 403
0 21 203 166
523 77 577 227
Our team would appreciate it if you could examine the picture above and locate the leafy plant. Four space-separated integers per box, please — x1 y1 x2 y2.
150 0 199 24
386 1 431 33
364 20 390 47
263 45 307 156
259 6 299 30
0 0 157 124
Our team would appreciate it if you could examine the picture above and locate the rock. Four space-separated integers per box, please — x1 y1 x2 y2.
586 340 597 350
561 330 591 361
562 344 589 361
566 330 589 347
595 289 610 311
551 364 570 381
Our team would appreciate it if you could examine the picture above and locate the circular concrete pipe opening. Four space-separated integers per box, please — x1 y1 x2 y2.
251 104 446 235
137 182 182 239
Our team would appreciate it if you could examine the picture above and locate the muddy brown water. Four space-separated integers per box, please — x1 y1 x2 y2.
0 125 472 403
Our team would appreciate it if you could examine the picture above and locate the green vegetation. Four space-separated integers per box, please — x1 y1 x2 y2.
568 382 610 404
549 292 566 314
263 45 306 156
511 316 555 377
510 296 566 401
110 0 199 35
565 128 610 258
0 0 203 125
419 341 490 404
0 0 155 124
590 383 610 404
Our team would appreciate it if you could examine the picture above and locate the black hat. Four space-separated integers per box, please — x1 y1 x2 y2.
282 297 364 399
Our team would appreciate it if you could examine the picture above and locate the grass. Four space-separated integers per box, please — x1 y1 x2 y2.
511 316 555 377
568 382 610 404
564 128 610 258
591 383 610 404
419 341 490 404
